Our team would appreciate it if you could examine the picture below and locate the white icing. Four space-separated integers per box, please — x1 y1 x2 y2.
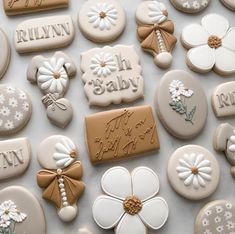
176 153 212 189
58 206 77 222
148 1 167 24
78 228 92 234
229 130 235 152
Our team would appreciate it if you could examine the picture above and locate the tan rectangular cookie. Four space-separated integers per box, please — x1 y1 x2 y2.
85 105 160 164
4 0 68 15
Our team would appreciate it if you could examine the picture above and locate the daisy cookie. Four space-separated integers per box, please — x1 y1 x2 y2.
93 166 169 234
181 14 235 76
167 145 220 200
78 0 126 42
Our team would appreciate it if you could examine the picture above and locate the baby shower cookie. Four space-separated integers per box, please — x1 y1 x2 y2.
14 15 74 53
0 138 31 181
170 0 211 14
0 186 46 234
37 135 85 222
85 106 160 164
195 200 235 234
0 84 32 135
155 70 208 139
78 0 126 43
167 145 220 200
81 45 144 106
221 0 235 11
0 28 10 80
181 14 235 75
136 1 177 68
93 166 169 234
4 0 68 15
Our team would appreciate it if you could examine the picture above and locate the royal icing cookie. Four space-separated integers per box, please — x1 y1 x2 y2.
14 15 75 53
85 106 160 164
4 0 68 15
0 84 32 135
0 186 46 234
167 145 220 200
0 138 31 181
81 45 144 106
136 1 177 68
0 28 10 80
78 0 126 43
155 70 208 139
93 166 169 234
181 14 235 76
212 81 235 118
195 200 235 234
37 135 85 222
170 0 211 14
221 0 235 11
78 228 92 234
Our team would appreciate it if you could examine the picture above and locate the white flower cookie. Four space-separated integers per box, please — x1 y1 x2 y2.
93 166 169 234
181 14 235 76
78 0 126 43
220 0 235 11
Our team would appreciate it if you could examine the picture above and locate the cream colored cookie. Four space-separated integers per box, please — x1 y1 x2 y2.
221 0 235 11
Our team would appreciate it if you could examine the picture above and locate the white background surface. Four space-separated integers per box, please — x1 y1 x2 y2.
0 0 235 234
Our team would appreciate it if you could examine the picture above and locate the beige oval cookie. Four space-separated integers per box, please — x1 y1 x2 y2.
221 0 235 10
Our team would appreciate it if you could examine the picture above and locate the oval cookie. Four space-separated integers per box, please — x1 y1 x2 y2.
155 70 208 139
195 200 235 234
221 0 235 11
78 0 126 43
0 84 32 135
167 145 220 200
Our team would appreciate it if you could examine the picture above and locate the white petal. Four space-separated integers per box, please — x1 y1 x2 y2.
38 75 52 83
56 142 70 154
176 166 191 173
229 144 235 152
198 167 212 174
101 167 132 200
184 174 194 186
223 28 235 51
39 66 53 75
197 159 210 168
182 24 208 48
53 153 69 159
193 175 199 189
202 14 229 38
139 197 169 230
131 167 159 202
55 57 65 71
197 175 206 187
40 79 52 90
199 172 211 181
92 195 124 229
178 171 192 180
194 154 204 167
187 45 215 72
115 214 147 234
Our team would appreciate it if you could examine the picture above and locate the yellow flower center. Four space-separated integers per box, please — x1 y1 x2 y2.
208 35 222 49
70 150 77 158
99 11 106 18
53 72 61 79
191 167 199 175
123 196 143 215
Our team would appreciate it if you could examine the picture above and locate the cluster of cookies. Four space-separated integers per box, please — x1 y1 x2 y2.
0 0 235 234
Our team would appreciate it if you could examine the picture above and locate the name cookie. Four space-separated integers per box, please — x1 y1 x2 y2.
93 166 169 234
221 0 235 11
181 14 235 76
136 1 177 68
85 106 160 164
4 0 68 15
78 0 126 42
167 145 220 200
81 45 144 106
37 135 85 222
14 15 74 53
155 70 208 139
0 186 46 234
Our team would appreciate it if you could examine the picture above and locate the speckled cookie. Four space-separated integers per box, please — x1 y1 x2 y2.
221 0 235 11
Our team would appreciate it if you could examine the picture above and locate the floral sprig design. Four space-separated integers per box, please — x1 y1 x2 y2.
169 80 196 124
0 200 27 234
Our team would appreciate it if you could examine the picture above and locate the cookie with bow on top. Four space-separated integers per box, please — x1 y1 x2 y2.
37 135 85 222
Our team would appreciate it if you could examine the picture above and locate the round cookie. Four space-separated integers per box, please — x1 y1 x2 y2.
170 0 211 14
221 0 235 11
0 28 10 79
155 70 208 139
167 145 220 200
78 0 126 43
0 84 32 135
195 200 235 234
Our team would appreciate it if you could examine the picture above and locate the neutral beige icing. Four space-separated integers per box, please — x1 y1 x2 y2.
221 0 235 10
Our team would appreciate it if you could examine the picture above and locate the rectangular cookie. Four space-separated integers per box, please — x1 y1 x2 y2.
85 105 160 164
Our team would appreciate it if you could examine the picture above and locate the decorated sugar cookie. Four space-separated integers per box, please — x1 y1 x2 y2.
93 166 169 233
170 0 211 14
195 200 235 234
155 70 208 139
221 0 235 11
81 45 144 106
78 0 126 42
27 52 76 128
0 84 32 135
37 135 85 222
181 14 235 76
0 186 46 234
167 145 220 200
136 1 177 68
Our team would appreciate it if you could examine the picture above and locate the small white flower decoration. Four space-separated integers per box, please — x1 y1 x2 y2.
226 203 233 209
8 97 18 108
215 216 222 223
205 210 212 216
193 1 200 9
6 86 15 94
216 206 224 214
19 91 27 100
90 52 116 77
0 106 11 116
203 230 212 234
148 1 168 24
22 102 30 112
183 2 190 8
93 167 169 234
0 94 5 104
216 225 224 232
201 0 208 6
88 3 117 30
225 211 233 220
202 218 209 226
227 221 235 230
176 153 212 189
14 111 23 121
4 120 14 130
